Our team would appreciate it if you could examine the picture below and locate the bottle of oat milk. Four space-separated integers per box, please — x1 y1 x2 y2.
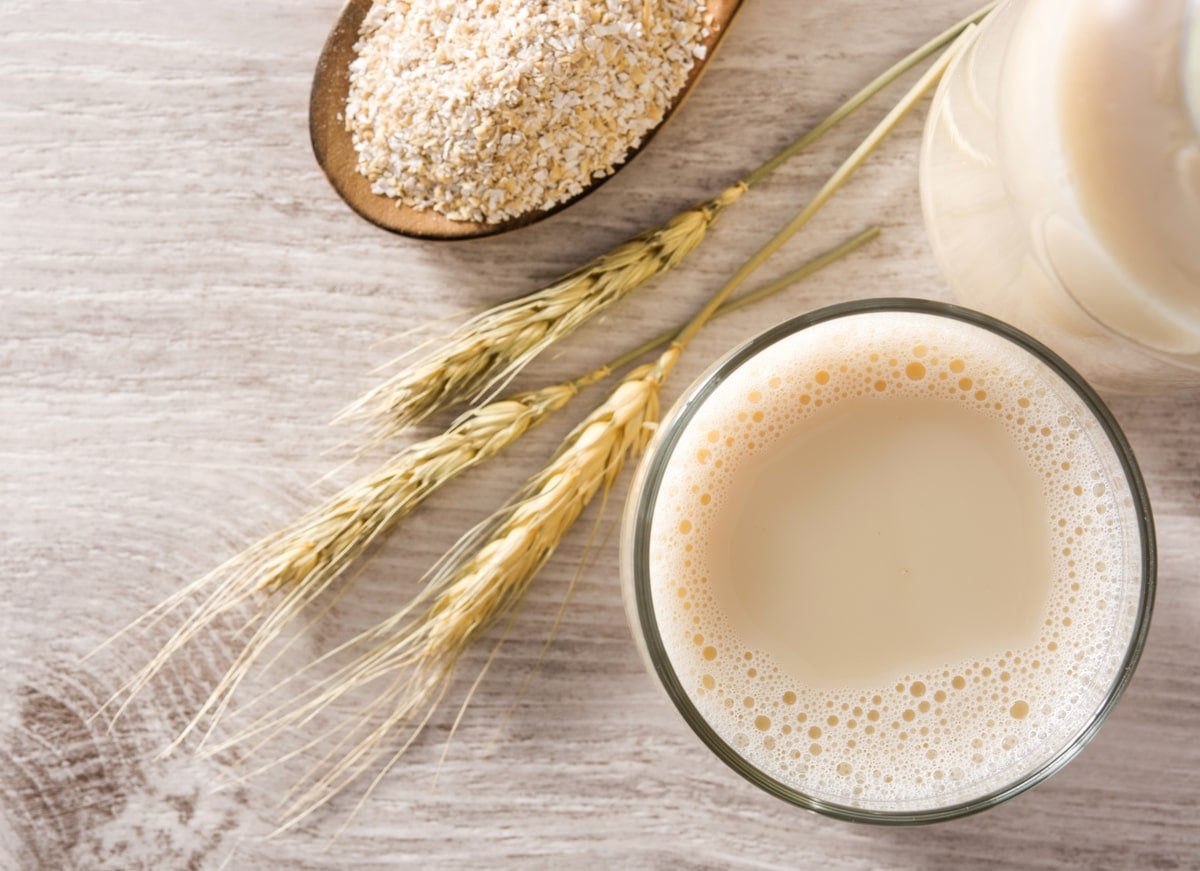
921 0 1200 392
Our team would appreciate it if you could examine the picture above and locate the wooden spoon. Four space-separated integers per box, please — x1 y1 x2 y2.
309 0 745 240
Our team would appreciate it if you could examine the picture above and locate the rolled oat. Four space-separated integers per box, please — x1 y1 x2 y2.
346 0 709 223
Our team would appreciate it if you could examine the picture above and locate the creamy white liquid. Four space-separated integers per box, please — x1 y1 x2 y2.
920 0 1200 390
646 311 1144 811
1054 0 1200 354
718 395 1053 690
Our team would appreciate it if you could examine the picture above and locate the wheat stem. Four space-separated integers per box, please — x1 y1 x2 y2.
742 1 997 187
678 46 955 346
594 226 879 375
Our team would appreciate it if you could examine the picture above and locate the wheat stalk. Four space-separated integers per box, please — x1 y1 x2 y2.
224 349 681 835
336 186 743 446
97 379 580 741
98 227 878 749
235 38 963 832
336 3 993 446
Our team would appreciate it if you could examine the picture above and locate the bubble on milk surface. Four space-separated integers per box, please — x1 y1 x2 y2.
648 312 1142 812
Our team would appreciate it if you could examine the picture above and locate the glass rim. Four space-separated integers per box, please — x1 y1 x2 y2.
626 298 1157 825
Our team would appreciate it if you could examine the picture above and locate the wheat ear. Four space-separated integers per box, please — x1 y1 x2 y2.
335 186 743 446
97 380 579 742
240 349 682 835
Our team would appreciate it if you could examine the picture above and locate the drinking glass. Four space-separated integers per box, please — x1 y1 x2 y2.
619 299 1155 823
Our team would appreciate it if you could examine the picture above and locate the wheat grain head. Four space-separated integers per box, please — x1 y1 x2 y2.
103 378 585 747
336 186 742 446
223 347 680 830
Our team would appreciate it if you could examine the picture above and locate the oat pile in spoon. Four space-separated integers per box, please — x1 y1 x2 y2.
346 0 711 223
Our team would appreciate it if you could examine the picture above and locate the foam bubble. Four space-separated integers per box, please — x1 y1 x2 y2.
647 311 1144 812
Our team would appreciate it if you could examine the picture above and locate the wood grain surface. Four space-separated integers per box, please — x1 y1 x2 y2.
2 0 1197 868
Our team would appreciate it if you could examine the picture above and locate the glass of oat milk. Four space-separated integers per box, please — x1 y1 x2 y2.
620 300 1154 821
920 0 1200 392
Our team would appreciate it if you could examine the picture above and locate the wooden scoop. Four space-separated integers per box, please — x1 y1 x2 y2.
309 0 745 240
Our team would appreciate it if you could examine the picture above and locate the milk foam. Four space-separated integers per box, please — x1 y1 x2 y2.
647 311 1144 812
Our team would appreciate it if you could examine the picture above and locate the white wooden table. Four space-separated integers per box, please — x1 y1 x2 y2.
3 1 1198 867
